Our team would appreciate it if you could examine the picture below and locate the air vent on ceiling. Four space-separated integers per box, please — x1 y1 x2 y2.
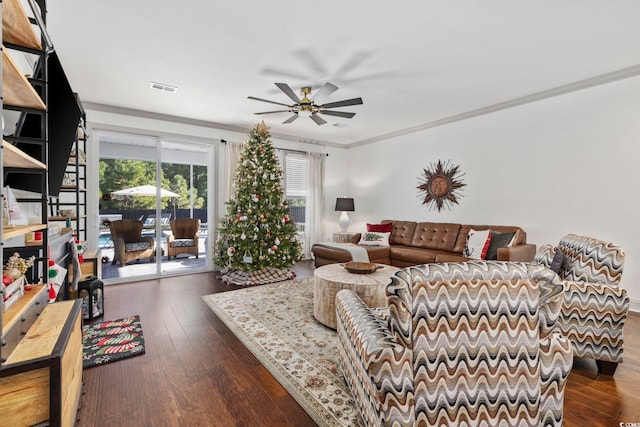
150 81 178 93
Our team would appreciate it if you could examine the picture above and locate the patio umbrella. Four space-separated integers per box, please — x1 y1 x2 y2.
112 185 179 219
111 185 179 198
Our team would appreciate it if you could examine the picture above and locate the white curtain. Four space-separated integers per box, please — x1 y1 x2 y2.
305 152 325 259
222 141 245 208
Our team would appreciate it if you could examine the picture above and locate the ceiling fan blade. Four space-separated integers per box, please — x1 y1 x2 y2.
254 110 291 115
294 49 327 74
335 50 374 75
274 83 300 103
312 82 338 101
319 110 356 119
282 114 299 124
260 67 309 80
320 97 363 109
310 114 327 125
248 96 291 107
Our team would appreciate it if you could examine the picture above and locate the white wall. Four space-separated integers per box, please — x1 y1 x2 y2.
344 75 640 310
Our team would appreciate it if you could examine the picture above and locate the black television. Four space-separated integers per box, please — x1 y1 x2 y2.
5 51 82 197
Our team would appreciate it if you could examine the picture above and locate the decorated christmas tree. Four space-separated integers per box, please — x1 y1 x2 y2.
215 122 303 285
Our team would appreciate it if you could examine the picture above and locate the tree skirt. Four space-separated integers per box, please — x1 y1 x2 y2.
220 267 296 286
202 278 364 426
82 315 146 369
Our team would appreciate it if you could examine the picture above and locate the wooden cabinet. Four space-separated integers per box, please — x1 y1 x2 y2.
69 248 102 281
0 300 83 427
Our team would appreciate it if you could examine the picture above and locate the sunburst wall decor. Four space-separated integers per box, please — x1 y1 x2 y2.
417 160 466 211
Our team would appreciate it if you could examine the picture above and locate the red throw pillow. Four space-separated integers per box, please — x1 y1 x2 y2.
367 222 393 233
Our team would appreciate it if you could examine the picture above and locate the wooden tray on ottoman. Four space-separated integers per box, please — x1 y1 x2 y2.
342 261 380 274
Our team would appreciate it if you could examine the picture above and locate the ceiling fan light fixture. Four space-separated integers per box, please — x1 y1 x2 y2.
249 82 362 125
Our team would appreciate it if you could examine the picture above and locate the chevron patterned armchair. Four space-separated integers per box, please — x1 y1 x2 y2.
534 234 628 375
336 262 573 427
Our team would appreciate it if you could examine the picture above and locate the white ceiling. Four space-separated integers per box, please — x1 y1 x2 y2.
45 0 640 147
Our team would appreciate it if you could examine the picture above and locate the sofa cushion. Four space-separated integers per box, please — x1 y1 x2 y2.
384 220 416 246
485 231 516 260
125 241 152 252
453 225 526 254
549 249 565 274
434 253 471 263
367 222 393 233
364 246 392 264
463 229 492 260
409 222 461 252
170 238 196 248
358 231 391 247
390 246 437 264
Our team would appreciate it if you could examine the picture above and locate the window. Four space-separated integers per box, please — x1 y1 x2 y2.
282 152 308 252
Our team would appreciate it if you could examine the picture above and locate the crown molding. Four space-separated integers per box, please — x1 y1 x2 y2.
82 102 346 149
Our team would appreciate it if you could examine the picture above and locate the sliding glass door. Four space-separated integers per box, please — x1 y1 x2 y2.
98 131 212 282
159 140 211 275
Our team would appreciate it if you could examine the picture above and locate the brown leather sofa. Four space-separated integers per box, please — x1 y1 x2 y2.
312 220 536 268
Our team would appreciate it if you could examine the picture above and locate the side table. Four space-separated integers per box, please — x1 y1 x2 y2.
78 277 104 321
313 263 399 329
333 232 360 244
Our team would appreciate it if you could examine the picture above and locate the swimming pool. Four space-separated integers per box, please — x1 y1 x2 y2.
98 230 172 249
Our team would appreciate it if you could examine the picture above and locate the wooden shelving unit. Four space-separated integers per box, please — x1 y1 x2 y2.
1 0 42 50
2 140 47 169
50 114 87 241
1 49 46 110
1 1 84 425
2 223 47 239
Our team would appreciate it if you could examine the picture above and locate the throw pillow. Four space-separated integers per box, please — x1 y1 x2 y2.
359 231 391 247
463 229 492 260
367 222 393 233
485 231 517 260
549 249 565 274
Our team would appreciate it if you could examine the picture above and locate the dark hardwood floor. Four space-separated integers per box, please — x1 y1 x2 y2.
78 260 640 426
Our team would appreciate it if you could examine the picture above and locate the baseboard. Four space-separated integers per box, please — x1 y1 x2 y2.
629 298 640 313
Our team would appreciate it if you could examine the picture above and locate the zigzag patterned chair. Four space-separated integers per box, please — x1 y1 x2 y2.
336 262 573 427
533 234 628 375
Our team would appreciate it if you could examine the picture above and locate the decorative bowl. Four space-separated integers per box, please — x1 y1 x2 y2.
342 261 380 274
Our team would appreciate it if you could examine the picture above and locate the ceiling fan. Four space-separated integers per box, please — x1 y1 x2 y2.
248 82 363 125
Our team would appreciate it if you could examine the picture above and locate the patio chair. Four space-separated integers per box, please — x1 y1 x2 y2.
167 218 201 260
108 220 156 267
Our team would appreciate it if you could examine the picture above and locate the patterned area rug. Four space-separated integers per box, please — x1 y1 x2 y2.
82 315 146 369
202 278 364 427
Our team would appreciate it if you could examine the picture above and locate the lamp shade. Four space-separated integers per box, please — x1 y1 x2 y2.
335 198 355 212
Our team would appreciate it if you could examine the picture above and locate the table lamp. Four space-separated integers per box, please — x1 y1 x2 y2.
335 197 355 232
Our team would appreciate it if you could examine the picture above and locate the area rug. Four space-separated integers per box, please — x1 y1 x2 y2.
202 278 364 427
82 315 146 369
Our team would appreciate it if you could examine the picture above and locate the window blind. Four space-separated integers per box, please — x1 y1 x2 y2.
285 154 307 198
